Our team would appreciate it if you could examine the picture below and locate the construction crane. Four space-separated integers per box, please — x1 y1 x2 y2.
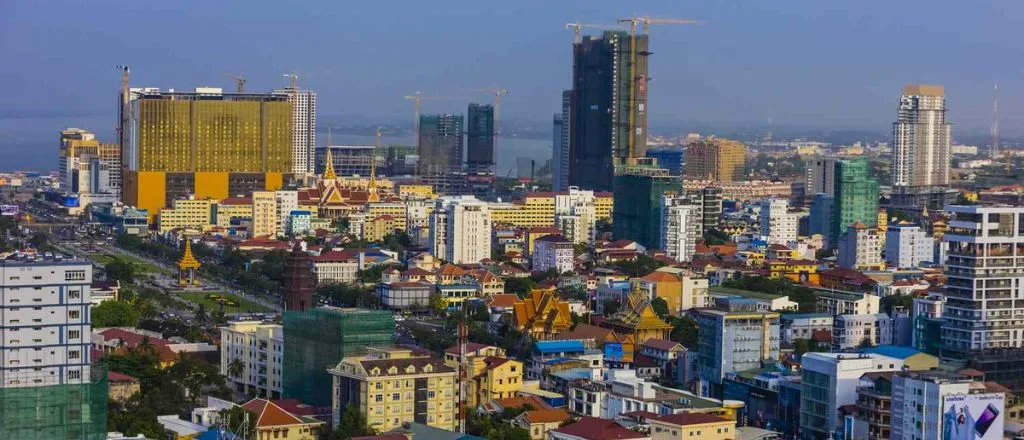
564 21 624 43
227 74 246 93
282 72 299 89
403 92 462 149
617 16 704 159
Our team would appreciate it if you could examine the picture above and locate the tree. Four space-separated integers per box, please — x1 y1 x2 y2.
105 258 136 284
794 339 811 357
469 302 491 322
702 228 732 246
220 406 256 440
195 304 209 328
504 277 537 296
28 233 49 250
670 316 699 350
573 243 588 257
227 358 244 380
603 300 620 316
613 254 662 277
881 293 915 314
93 300 141 328
333 405 373 439
650 297 670 318
430 292 449 315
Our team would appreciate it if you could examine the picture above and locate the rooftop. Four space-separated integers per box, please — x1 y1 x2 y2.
709 286 784 300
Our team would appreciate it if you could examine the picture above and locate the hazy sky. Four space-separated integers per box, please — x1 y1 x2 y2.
2 1 1021 134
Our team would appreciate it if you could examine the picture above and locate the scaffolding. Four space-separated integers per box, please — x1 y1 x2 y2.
0 366 108 440
282 307 395 406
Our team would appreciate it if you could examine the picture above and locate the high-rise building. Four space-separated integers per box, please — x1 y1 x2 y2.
891 371 1005 440
760 198 799 245
429 196 491 264
59 128 121 196
808 193 834 240
220 320 283 399
683 138 746 182
329 347 457 432
645 147 686 177
805 158 836 197
694 297 780 397
123 87 292 221
941 205 1024 388
553 187 598 244
568 31 649 191
0 255 109 439
612 165 682 249
282 307 395 407
274 87 317 175
251 191 277 238
552 91 572 191
661 195 698 262
885 224 932 269
418 114 465 194
892 85 951 188
314 146 374 177
466 103 495 173
830 159 879 245
685 186 723 236
837 223 884 270
800 353 905 440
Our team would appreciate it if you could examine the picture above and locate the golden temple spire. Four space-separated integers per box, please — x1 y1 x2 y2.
368 127 381 202
177 240 200 270
323 127 337 181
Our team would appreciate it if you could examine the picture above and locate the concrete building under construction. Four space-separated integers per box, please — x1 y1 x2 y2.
417 114 465 195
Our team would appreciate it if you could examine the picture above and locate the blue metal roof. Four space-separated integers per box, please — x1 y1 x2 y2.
858 345 922 359
534 340 585 354
550 368 592 381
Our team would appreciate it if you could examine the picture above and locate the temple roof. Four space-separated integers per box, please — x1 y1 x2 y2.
177 240 201 270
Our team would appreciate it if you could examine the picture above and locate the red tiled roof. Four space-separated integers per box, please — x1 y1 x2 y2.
633 354 657 368
444 342 492 355
241 398 306 427
553 417 647 440
529 226 562 234
493 396 552 411
315 250 357 262
642 339 682 352
523 409 571 424
107 371 138 383
220 197 252 205
653 412 728 426
98 328 171 348
486 294 519 309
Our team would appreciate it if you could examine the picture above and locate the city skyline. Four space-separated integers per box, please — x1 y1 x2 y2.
1 1 1022 136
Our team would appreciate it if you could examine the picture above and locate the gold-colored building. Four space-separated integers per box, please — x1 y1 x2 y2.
364 215 399 242
329 347 457 433
123 88 292 221
684 138 746 182
252 191 278 238
650 413 736 440
366 203 408 231
397 184 436 200
157 198 215 233
512 289 573 340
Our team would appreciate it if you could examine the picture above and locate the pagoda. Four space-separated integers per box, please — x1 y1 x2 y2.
599 284 673 344
176 240 201 287
281 243 315 312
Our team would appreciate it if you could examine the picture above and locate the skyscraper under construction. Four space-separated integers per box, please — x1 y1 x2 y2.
121 87 293 220
466 104 495 199
417 114 465 195
568 30 649 192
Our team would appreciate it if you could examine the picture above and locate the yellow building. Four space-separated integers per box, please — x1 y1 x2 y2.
240 398 324 440
877 209 889 236
252 191 277 238
364 215 398 242
443 344 524 407
768 259 819 284
214 197 253 228
123 88 291 221
158 198 215 233
366 203 408 231
650 413 736 440
526 226 562 255
512 289 573 340
594 192 613 221
635 269 709 315
329 347 457 433
513 409 571 440
683 138 746 182
397 184 436 200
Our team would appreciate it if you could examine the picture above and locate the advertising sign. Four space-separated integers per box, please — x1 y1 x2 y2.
0 205 18 216
603 343 624 362
943 392 1005 440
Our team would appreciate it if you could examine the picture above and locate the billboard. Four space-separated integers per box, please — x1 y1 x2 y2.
603 343 624 362
943 392 1005 440
0 205 18 216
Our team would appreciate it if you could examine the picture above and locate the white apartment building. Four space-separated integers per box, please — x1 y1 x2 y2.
429 196 491 264
313 250 359 284
274 190 299 237
891 85 951 188
831 313 893 351
891 371 1005 440
554 187 597 244
220 320 284 399
816 290 881 316
251 191 277 238
532 234 573 274
660 195 698 262
800 353 904 440
1 256 93 388
838 223 883 270
274 87 317 175
760 198 799 244
780 313 833 345
885 224 932 269
942 205 1024 358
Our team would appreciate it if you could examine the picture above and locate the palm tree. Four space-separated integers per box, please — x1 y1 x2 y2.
227 358 244 380
138 335 154 354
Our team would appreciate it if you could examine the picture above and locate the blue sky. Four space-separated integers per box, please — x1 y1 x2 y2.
1 0 1021 134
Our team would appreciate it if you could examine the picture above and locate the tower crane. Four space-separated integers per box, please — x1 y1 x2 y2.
227 74 246 93
617 16 704 159
115 65 130 163
564 21 624 43
403 92 462 149
282 72 299 89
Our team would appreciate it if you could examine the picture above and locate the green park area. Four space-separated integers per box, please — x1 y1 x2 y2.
92 252 172 276
176 291 272 314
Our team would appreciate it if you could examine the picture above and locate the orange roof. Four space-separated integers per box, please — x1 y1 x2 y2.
640 271 678 283
524 409 571 424
241 398 307 427
486 294 519 308
438 263 468 277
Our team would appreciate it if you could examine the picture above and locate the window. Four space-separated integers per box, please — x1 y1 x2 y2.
392 393 400 401
69 310 80 319
375 394 383 403
69 350 80 360
68 370 81 380
68 290 81 300
376 382 383 390
428 391 436 399
65 270 86 281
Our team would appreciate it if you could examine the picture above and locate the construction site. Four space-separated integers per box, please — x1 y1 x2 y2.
0 367 109 440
